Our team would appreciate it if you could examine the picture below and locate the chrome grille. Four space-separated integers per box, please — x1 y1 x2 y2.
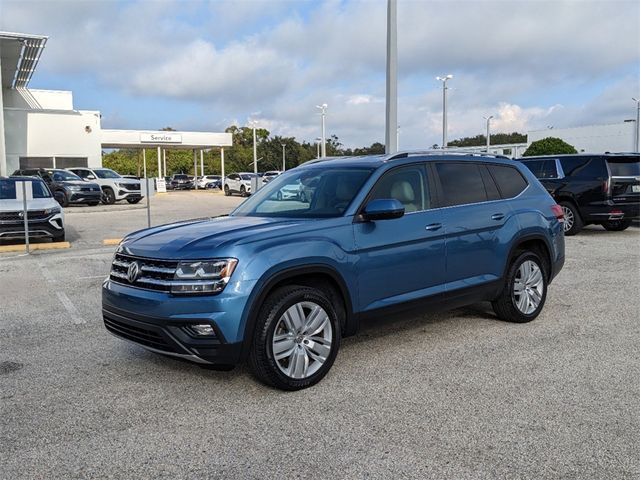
120 183 140 191
110 253 178 292
0 210 50 221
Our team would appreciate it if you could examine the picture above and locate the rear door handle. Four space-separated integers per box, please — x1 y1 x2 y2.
425 223 442 231
491 213 505 221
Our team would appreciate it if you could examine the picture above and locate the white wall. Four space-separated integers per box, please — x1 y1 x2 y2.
4 108 102 173
528 122 636 153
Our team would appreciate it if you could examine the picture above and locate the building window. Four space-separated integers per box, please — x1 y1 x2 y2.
19 157 53 169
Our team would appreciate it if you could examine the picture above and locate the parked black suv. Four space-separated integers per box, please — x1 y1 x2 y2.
170 174 194 190
12 168 102 207
519 154 640 235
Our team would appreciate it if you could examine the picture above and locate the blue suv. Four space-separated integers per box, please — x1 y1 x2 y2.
103 152 565 390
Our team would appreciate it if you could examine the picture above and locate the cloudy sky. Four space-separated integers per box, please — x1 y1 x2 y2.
1 0 639 148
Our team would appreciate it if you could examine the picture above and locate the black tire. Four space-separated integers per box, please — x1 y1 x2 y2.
55 191 69 208
559 201 582 236
602 219 632 231
492 251 548 323
240 185 247 197
126 197 142 204
224 185 231 196
87 202 100 207
249 285 341 391
102 188 116 205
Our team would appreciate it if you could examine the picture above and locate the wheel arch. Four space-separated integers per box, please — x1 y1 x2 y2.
239 264 354 361
505 234 553 284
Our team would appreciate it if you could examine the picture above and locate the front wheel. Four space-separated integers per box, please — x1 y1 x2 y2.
126 197 142 204
102 188 116 205
55 191 69 208
240 185 247 197
602 219 632 231
249 285 341 391
224 185 230 196
492 251 547 323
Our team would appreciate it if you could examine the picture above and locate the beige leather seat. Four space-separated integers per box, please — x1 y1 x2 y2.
390 180 418 213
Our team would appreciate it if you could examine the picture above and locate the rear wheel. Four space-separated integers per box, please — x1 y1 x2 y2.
492 251 547 323
559 201 582 236
240 185 247 197
249 285 341 391
224 185 230 196
102 187 116 205
602 219 632 231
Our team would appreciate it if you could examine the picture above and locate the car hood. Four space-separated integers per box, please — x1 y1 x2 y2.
0 197 59 211
61 180 95 188
121 215 305 259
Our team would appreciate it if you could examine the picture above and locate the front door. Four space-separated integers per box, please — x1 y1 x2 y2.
354 164 446 312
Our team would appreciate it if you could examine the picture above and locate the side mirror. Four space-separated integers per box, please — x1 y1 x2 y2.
86 174 96 180
361 198 405 221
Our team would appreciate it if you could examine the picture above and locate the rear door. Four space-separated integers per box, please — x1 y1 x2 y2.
354 164 445 311
435 162 523 293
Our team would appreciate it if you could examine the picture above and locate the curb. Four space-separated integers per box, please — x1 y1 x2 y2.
0 241 71 253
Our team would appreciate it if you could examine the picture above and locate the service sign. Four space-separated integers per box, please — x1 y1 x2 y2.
140 133 183 144
156 178 167 193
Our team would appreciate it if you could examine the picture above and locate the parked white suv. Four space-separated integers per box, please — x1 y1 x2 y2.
224 172 258 197
67 167 143 205
262 170 281 184
1 176 65 242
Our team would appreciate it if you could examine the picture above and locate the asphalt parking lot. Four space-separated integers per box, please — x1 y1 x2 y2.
1 192 639 479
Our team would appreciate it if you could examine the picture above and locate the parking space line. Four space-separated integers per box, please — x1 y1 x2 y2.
0 242 71 253
55 291 84 325
102 239 122 245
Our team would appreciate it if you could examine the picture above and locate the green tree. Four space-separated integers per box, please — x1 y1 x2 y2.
448 132 527 147
523 137 577 157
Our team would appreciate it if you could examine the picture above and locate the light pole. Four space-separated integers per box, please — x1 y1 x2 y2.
281 143 286 171
315 137 321 158
436 74 453 149
385 0 398 154
397 125 400 150
483 115 494 153
633 97 640 152
316 104 327 157
249 120 258 174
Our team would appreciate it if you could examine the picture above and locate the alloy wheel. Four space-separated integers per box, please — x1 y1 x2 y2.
512 260 544 315
561 206 574 233
272 301 333 379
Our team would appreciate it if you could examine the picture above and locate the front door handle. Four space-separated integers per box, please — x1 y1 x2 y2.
491 213 505 221
425 223 442 231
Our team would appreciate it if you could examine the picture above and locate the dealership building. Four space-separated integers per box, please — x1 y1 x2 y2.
0 31 231 178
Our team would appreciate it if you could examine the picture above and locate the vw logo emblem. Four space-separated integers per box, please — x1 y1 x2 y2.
127 261 140 283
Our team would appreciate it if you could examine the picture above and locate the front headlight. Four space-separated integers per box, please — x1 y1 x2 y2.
44 206 62 215
172 259 238 294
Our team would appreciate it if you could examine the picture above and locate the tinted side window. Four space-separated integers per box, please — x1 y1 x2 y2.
488 165 528 199
479 165 501 201
369 165 428 212
560 156 607 178
521 160 544 178
436 163 487 207
540 160 559 179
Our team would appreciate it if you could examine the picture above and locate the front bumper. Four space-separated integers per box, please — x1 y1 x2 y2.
102 278 256 365
69 191 102 204
103 305 242 365
0 214 64 240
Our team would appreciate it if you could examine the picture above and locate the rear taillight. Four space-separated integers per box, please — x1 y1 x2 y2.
551 204 564 222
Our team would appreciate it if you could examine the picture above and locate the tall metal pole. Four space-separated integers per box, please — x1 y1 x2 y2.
484 115 493 153
252 125 258 174
143 148 150 227
385 0 398 154
163 149 167 176
200 150 204 179
21 181 30 254
315 138 321 159
316 104 327 157
633 97 640 152
436 74 453 149
281 144 286 171
157 146 162 178
220 147 225 190
193 149 198 189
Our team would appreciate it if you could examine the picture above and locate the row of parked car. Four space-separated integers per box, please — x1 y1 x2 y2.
163 171 282 196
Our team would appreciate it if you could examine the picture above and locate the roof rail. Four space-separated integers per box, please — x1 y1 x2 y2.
383 149 511 162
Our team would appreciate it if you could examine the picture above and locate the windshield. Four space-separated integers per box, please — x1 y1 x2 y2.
0 179 52 199
240 174 258 180
94 168 121 179
173 175 188 180
608 157 640 176
232 167 373 218
50 170 81 182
